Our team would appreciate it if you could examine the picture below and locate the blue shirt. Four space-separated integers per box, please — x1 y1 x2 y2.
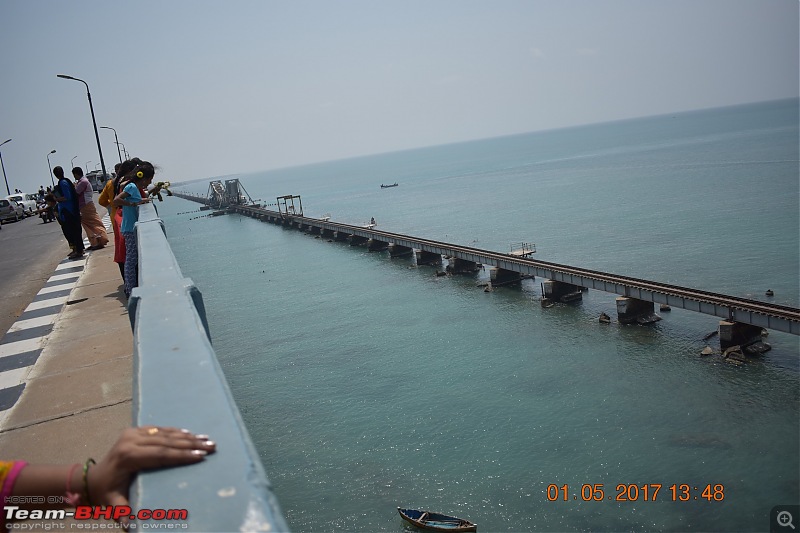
120 182 142 233
56 177 79 220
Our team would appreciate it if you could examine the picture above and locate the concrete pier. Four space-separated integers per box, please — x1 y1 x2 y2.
447 257 480 274
334 231 350 242
544 280 583 302
368 238 389 251
416 249 442 266
616 297 661 325
389 243 414 257
719 320 765 351
491 267 522 286
322 228 336 238
350 235 369 246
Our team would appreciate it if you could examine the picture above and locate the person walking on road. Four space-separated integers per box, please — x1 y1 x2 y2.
52 166 84 259
72 167 109 250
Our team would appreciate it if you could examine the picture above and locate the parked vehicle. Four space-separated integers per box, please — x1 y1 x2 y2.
0 199 25 224
5 193 38 217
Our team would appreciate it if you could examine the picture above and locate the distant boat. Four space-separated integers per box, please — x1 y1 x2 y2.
381 183 399 188
397 508 477 532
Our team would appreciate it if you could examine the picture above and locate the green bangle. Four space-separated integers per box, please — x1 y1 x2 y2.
83 458 96 505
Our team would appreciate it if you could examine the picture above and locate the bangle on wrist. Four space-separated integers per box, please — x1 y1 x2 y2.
83 458 96 505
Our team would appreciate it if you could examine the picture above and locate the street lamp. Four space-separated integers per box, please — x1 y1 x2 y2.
71 156 78 168
47 149 56 188
100 126 122 163
57 74 108 180
85 161 92 174
0 138 11 196
117 142 129 161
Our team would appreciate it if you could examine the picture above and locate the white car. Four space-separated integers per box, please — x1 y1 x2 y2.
6 193 38 216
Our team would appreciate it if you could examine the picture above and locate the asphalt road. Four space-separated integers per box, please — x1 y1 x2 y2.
0 212 72 338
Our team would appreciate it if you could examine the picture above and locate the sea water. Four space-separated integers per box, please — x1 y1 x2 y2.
160 99 799 532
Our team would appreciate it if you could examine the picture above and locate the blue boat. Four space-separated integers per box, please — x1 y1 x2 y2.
397 508 477 532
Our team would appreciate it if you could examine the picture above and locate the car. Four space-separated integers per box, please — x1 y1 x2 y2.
6 193 38 216
0 198 25 224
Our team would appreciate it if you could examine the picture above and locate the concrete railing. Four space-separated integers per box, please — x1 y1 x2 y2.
127 203 289 532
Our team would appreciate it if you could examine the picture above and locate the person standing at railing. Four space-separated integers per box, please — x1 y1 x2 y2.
73 167 110 251
51 166 84 260
99 161 136 281
113 161 154 298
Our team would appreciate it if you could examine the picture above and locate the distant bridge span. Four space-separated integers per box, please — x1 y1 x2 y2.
230 204 799 335
173 192 799 336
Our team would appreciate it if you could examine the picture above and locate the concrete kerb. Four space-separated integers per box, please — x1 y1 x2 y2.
0 244 132 463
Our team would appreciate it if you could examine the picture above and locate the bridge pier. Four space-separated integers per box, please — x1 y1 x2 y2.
334 231 350 241
321 228 336 238
447 257 480 274
389 244 413 258
543 280 582 301
368 239 389 251
616 297 661 325
416 250 442 266
718 321 769 352
350 235 369 246
490 267 521 286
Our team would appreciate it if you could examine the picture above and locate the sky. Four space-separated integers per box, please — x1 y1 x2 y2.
0 0 797 192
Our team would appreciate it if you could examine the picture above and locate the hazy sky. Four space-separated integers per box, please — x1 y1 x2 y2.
0 0 797 191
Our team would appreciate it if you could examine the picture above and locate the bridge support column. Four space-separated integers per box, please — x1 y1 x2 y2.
718 321 769 353
350 235 369 246
542 280 582 302
447 257 480 274
334 231 350 241
368 239 389 251
389 244 413 257
490 267 521 286
321 228 336 238
616 297 661 325
416 250 441 266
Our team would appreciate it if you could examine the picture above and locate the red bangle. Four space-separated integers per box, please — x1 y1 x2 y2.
64 463 81 506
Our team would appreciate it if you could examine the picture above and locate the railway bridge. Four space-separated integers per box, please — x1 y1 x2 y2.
173 191 800 351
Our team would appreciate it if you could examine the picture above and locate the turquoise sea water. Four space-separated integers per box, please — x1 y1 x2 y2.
161 99 798 532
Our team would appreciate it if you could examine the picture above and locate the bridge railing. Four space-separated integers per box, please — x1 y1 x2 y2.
127 203 289 532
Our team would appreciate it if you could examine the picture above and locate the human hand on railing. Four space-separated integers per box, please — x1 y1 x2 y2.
89 426 215 510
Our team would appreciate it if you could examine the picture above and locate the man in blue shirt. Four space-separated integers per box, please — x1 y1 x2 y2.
52 166 84 259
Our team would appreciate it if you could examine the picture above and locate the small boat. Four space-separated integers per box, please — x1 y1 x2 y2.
381 183 399 188
397 508 477 532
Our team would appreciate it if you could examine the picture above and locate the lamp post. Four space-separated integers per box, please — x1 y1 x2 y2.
57 74 108 180
71 156 78 168
100 126 122 163
85 161 91 174
0 138 11 196
47 149 56 188
117 142 129 161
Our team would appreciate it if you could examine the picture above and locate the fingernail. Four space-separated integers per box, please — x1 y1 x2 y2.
195 434 210 440
181 428 191 433
191 449 208 457
204 440 215 447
